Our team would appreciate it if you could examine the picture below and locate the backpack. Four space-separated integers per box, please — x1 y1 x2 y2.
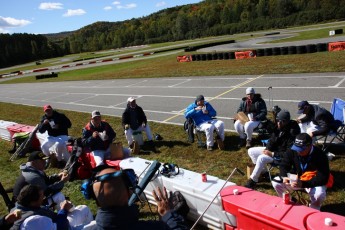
170 191 190 218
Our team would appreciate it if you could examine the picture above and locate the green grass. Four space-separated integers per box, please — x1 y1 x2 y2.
270 27 345 43
1 102 345 226
2 51 345 84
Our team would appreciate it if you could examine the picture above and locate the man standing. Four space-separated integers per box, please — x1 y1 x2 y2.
82 110 116 167
38 105 72 168
122 97 154 148
184 95 225 151
296 100 335 138
234 87 267 148
272 133 330 210
244 110 300 189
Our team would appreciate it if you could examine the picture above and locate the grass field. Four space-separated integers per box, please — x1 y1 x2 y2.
0 102 344 229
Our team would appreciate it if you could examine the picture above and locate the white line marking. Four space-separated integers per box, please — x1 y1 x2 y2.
169 79 191 87
330 77 345 87
126 80 147 87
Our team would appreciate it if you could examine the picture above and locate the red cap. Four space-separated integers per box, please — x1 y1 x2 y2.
43 104 52 112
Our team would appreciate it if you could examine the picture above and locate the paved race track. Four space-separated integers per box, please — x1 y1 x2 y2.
0 72 344 131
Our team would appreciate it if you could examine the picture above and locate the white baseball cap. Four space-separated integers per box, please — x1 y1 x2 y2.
127 97 136 102
20 215 56 230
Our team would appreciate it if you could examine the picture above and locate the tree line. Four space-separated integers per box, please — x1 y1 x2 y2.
1 0 345 68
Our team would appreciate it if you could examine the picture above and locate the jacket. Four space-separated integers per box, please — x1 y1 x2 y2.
10 203 69 230
301 104 335 136
266 120 300 158
95 205 187 230
38 110 72 137
122 104 147 131
237 94 267 121
279 146 330 188
82 121 116 151
184 101 217 126
12 163 64 202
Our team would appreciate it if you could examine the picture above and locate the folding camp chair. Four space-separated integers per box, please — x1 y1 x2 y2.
318 98 345 152
183 118 222 149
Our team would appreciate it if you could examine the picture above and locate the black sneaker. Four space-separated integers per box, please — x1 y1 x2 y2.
244 178 257 189
245 140 252 149
238 138 246 148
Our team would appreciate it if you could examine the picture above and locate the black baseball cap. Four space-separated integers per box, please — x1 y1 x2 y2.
291 133 312 153
28 151 50 162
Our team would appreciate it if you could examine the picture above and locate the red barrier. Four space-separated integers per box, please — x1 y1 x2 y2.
62 65 70 68
6 124 40 150
235 50 256 59
32 68 48 72
176 55 191 62
328 41 345 51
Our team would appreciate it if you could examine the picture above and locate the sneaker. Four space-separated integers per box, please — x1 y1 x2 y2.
147 140 155 147
245 140 252 149
207 145 213 151
130 141 140 155
217 138 224 150
238 138 246 148
244 178 257 189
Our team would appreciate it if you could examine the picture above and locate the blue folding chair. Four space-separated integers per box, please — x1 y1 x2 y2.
320 98 345 151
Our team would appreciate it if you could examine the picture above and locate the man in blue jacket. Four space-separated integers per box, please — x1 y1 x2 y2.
184 95 225 151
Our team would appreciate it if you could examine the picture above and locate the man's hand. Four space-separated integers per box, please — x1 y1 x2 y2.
92 131 99 138
307 130 314 138
282 177 290 185
142 122 146 128
60 200 73 212
152 186 171 216
262 149 273 157
195 106 203 111
124 124 129 130
5 210 21 224
59 172 70 183
43 119 50 125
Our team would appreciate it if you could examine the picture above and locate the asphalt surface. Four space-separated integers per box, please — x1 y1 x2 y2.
1 72 344 131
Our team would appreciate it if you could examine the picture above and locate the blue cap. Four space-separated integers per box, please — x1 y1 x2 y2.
297 101 309 114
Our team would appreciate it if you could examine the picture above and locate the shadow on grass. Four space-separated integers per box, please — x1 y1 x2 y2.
322 202 345 215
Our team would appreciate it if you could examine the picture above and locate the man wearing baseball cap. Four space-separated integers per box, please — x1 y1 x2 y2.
245 109 300 189
122 97 154 149
184 94 225 151
82 110 120 166
234 87 267 148
38 105 72 169
296 100 335 138
12 151 70 210
271 133 331 210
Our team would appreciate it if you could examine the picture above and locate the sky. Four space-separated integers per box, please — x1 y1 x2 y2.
0 0 202 34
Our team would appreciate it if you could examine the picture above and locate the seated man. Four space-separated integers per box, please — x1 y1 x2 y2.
38 105 72 168
92 166 187 230
11 184 94 229
83 110 123 167
12 151 69 209
296 100 335 138
245 110 300 189
271 133 330 210
184 95 225 151
234 87 267 148
122 97 154 148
